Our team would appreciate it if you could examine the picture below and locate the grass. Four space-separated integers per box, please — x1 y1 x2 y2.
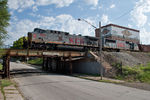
1 79 13 87
76 76 122 84
115 62 150 84
0 63 2 70
98 79 121 84
28 58 43 65
0 79 13 100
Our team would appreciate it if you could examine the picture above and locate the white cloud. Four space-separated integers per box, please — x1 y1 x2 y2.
140 28 150 44
110 4 115 9
8 0 35 12
6 14 96 45
101 14 110 25
8 0 74 12
32 6 38 12
131 0 150 27
128 24 132 28
8 0 100 12
84 0 99 6
130 0 150 45
35 0 74 8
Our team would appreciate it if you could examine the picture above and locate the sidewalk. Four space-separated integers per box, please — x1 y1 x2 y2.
0 84 24 100
73 74 124 83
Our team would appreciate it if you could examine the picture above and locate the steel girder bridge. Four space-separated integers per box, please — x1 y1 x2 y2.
0 49 86 78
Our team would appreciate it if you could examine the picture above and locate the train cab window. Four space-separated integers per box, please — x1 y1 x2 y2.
40 30 46 33
105 39 116 43
65 32 69 35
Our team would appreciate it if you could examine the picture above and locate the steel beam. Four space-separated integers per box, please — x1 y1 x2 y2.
69 56 72 75
6 49 85 57
2 55 10 78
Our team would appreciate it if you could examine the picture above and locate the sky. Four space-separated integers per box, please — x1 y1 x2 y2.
5 0 150 45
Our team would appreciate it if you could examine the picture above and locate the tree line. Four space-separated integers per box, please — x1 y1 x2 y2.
0 0 10 46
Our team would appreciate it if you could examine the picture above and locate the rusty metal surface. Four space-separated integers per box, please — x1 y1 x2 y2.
3 49 85 57
1 49 85 78
139 44 150 52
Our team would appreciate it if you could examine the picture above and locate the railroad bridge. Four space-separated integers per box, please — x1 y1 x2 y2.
0 49 86 78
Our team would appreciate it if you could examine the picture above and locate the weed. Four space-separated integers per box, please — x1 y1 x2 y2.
0 63 2 70
1 80 13 87
28 58 43 65
115 62 150 84
0 79 13 100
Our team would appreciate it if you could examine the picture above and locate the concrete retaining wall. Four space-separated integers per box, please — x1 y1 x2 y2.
72 58 105 75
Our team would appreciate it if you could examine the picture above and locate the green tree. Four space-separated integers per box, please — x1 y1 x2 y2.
11 37 27 49
0 0 10 46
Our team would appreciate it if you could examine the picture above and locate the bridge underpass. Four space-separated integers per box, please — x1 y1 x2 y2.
1 49 86 78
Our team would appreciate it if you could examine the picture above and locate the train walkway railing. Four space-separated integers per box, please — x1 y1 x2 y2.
89 51 112 75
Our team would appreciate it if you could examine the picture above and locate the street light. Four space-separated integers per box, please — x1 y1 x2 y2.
78 18 103 80
78 18 97 29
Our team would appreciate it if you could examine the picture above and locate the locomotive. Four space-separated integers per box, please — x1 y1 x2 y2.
27 28 99 51
95 24 140 51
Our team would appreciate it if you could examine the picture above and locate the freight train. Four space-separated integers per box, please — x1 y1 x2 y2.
25 24 141 52
27 28 99 51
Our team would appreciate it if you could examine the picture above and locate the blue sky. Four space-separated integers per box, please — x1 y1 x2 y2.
5 0 150 45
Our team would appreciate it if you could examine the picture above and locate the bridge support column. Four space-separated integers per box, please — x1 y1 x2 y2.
56 58 62 72
49 58 52 71
69 56 72 75
60 58 64 73
47 57 50 71
60 58 65 73
2 55 10 78
46 57 49 71
42 57 46 70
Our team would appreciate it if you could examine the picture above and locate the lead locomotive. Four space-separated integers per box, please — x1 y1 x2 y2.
27 28 99 51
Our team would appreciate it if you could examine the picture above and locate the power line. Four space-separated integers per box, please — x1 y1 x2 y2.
111 9 133 21
111 2 143 21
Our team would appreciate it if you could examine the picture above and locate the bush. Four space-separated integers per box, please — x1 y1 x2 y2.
0 63 2 70
115 63 150 83
28 58 43 65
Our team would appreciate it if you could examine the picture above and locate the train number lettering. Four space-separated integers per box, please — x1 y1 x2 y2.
69 37 84 45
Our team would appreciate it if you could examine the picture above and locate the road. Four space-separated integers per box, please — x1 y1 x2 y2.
10 62 150 100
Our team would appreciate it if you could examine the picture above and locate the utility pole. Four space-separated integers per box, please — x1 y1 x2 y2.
99 21 103 80
78 18 103 80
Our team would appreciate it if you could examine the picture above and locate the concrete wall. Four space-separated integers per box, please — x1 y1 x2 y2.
72 58 104 75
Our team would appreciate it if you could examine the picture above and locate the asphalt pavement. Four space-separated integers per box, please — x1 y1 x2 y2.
10 62 150 100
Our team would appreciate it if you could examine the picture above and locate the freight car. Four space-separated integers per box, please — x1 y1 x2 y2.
27 28 99 51
138 44 150 52
95 24 140 51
